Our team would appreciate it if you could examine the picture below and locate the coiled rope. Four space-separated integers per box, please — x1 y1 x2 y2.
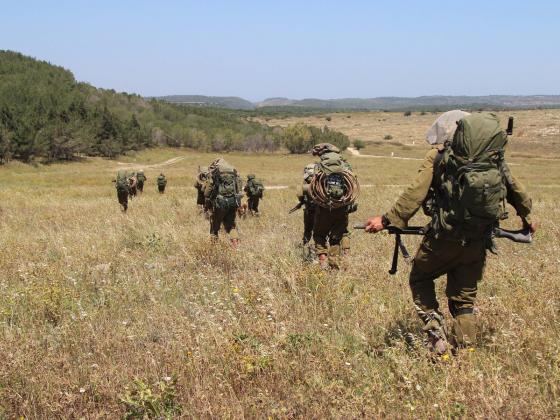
309 171 360 209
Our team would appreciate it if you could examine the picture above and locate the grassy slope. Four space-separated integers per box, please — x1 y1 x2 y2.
0 117 559 417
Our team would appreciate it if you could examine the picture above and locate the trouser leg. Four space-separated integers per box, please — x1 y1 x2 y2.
223 208 239 240
210 208 224 238
313 207 331 256
303 208 315 244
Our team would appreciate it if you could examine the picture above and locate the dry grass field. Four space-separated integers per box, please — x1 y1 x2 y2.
0 111 559 418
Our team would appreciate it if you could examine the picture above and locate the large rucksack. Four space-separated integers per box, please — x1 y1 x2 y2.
316 152 355 201
210 160 241 210
427 113 508 240
116 170 129 192
248 178 264 198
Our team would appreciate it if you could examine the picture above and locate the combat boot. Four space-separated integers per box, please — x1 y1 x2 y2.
318 253 328 269
421 312 449 356
451 313 477 349
328 245 342 270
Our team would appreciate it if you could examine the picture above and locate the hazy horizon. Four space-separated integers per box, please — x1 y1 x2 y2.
2 0 559 100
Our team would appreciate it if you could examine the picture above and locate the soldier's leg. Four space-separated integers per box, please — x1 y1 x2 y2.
327 208 348 269
409 237 466 352
313 207 330 266
223 208 239 245
446 241 486 348
303 209 314 244
253 197 260 213
210 208 224 240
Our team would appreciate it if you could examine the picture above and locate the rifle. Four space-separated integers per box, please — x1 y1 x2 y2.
353 224 532 275
288 202 304 214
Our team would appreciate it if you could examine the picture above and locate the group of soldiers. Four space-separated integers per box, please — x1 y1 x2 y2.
194 159 265 247
112 110 536 356
113 169 167 212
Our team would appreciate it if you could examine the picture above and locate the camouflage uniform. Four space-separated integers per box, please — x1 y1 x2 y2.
157 174 167 193
203 159 242 241
296 165 316 244
195 167 209 207
244 174 263 215
128 173 138 198
136 171 147 192
384 148 532 347
114 170 129 212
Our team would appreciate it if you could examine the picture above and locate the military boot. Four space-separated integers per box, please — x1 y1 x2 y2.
341 235 350 256
318 253 328 270
421 311 449 356
451 313 477 349
328 245 341 270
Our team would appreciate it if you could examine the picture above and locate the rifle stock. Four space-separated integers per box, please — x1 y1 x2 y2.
288 202 303 214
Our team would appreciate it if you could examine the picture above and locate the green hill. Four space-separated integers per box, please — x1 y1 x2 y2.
156 95 255 110
0 51 277 162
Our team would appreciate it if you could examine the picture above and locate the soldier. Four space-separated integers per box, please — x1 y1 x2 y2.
296 163 317 245
309 143 359 269
204 158 242 246
136 170 147 193
157 173 167 193
194 166 209 214
113 170 130 212
363 111 536 354
128 172 138 198
243 174 265 216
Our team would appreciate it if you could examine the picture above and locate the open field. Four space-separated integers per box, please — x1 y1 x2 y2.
257 109 560 160
1 119 560 417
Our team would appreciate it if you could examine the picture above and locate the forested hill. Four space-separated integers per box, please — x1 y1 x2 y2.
0 51 281 162
156 95 255 110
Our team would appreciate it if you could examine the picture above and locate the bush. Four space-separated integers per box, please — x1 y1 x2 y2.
284 123 350 154
404 111 412 117
325 116 332 122
353 139 366 150
384 134 393 140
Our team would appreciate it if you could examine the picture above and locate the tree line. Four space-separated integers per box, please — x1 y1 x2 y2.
0 51 349 163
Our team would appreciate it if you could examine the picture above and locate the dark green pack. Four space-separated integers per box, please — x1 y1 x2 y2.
157 175 167 186
316 152 354 201
211 161 241 210
116 170 129 192
428 113 508 240
248 178 264 197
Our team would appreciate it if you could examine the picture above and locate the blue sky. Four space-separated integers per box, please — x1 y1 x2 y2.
1 0 558 100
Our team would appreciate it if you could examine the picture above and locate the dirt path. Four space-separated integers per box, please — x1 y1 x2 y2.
115 156 186 170
346 147 423 161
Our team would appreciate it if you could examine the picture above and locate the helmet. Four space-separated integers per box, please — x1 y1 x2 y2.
247 174 255 179
311 143 340 156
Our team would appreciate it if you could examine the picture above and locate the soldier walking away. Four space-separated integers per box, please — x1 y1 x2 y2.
195 166 209 215
128 172 138 198
363 111 536 355
136 170 147 193
113 170 130 212
243 174 265 216
296 163 317 245
308 143 359 269
204 158 242 247
157 173 167 193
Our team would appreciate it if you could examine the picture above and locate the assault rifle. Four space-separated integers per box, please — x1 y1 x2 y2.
353 224 532 275
288 202 304 214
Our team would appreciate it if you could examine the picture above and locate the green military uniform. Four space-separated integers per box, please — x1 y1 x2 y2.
128 172 138 198
136 170 147 192
310 149 357 269
115 170 129 212
296 164 317 244
203 159 242 241
384 147 532 347
195 167 209 207
157 173 167 193
244 174 264 215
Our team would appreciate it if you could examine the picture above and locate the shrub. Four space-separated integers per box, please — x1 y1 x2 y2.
384 134 393 140
404 111 412 117
353 139 366 150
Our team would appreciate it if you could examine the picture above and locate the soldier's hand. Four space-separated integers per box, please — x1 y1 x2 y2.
365 216 384 233
522 217 539 234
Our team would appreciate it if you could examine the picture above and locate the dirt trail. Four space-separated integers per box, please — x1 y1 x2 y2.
114 156 186 170
346 147 423 161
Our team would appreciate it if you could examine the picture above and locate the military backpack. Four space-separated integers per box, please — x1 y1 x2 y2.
247 178 264 198
116 170 129 192
426 113 509 241
210 161 241 210
316 151 354 201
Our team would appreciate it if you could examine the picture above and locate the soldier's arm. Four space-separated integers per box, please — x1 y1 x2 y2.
384 149 438 229
502 162 532 224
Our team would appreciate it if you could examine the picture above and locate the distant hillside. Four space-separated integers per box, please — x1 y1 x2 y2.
0 51 278 162
156 95 255 110
158 94 560 112
256 95 560 111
